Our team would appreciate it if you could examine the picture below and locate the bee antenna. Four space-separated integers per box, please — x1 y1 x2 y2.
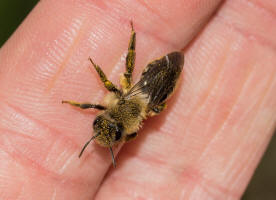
109 147 116 168
79 132 100 158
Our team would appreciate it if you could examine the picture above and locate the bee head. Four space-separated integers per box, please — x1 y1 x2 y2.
78 114 123 167
92 115 123 147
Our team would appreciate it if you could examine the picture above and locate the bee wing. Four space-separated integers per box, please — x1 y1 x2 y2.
125 52 184 107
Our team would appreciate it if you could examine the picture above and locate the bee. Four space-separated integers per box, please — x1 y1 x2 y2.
62 22 184 167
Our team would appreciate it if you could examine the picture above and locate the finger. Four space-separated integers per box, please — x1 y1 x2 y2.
95 0 276 199
0 0 222 199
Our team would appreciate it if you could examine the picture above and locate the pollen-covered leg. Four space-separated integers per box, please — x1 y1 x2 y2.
62 100 106 110
124 132 137 142
88 58 121 96
149 102 167 116
121 21 136 91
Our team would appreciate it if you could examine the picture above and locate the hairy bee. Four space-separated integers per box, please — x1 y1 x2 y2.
62 22 184 167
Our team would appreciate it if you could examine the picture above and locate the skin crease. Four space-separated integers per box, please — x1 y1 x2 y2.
0 0 276 199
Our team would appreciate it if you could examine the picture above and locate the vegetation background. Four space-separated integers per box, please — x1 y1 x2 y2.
0 1 275 199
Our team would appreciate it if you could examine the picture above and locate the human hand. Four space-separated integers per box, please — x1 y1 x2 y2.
0 0 275 199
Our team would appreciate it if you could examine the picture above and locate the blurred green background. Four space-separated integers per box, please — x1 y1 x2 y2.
0 1 275 199
0 1 38 45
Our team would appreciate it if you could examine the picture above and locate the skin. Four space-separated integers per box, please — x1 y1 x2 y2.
0 0 275 199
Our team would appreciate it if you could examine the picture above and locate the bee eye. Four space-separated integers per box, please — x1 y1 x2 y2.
114 123 123 141
93 116 101 127
115 129 121 141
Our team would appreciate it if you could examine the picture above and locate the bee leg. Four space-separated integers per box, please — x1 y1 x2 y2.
88 58 122 96
121 21 136 91
149 103 167 116
124 132 137 142
62 100 106 110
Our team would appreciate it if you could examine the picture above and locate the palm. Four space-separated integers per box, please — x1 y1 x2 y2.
0 0 275 199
